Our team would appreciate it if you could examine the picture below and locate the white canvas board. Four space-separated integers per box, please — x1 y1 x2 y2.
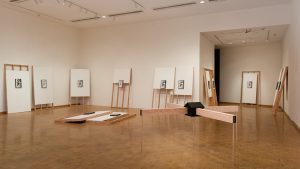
153 68 175 89
205 71 213 98
33 67 53 105
6 70 31 113
87 112 127 122
113 68 131 84
242 72 258 104
65 111 109 120
70 69 90 97
174 67 193 95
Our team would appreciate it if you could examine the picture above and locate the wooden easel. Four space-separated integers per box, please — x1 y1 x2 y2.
203 68 218 106
32 66 54 111
170 94 193 105
4 64 30 113
273 67 288 113
152 88 172 109
111 82 131 109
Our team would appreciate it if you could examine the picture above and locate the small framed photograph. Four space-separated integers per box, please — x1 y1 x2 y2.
247 81 253 88
118 80 124 88
15 79 22 89
160 80 167 89
77 80 83 88
41 79 47 89
178 80 184 89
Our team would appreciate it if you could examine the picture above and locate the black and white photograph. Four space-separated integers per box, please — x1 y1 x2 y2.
118 80 124 88
77 80 84 88
247 81 253 88
15 78 22 89
178 80 184 89
41 79 47 89
160 80 167 89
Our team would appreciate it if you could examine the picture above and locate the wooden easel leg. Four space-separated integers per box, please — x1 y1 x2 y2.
127 85 131 109
116 87 120 108
158 89 161 109
164 89 168 108
122 87 125 109
111 84 115 107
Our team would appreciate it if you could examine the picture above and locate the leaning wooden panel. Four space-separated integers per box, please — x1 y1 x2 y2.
206 106 239 113
196 108 236 123
273 67 288 113
55 111 110 123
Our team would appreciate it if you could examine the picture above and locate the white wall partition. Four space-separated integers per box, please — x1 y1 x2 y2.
174 67 194 96
113 68 132 84
241 72 259 104
153 68 175 90
70 69 90 97
6 70 31 113
33 67 53 105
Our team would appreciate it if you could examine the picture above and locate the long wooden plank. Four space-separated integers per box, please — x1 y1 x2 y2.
196 108 236 123
140 107 187 115
206 106 239 113
166 103 184 108
273 67 288 113
55 111 111 123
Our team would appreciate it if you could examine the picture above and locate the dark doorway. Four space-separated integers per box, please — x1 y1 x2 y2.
214 49 220 102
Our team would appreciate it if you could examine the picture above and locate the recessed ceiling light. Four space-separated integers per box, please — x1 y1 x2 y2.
242 40 246 43
101 15 108 19
200 1 206 4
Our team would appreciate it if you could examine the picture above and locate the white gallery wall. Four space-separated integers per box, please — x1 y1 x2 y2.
219 43 282 105
199 34 215 104
79 4 291 108
0 5 80 112
281 0 300 127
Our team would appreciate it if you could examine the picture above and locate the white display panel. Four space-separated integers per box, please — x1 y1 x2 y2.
33 67 53 105
70 69 90 97
205 71 213 98
6 70 31 113
174 67 193 95
153 68 175 89
242 72 258 104
87 112 127 122
113 68 131 84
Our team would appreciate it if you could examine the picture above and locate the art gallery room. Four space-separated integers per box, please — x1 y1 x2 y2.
1 0 300 168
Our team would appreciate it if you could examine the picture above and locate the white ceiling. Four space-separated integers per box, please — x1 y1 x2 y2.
0 0 291 28
202 25 288 47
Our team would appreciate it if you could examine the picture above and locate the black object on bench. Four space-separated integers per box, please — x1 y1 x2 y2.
184 102 205 117
83 112 95 115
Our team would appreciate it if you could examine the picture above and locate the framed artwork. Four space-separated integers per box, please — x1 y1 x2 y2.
247 81 253 88
118 80 124 88
41 79 47 89
160 80 167 89
77 80 83 88
15 79 22 89
178 80 184 89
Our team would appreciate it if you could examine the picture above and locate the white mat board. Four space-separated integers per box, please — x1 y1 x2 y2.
113 68 131 84
6 70 31 113
174 67 193 95
87 112 127 122
33 67 53 105
70 69 90 97
242 72 258 104
153 68 175 89
65 111 110 120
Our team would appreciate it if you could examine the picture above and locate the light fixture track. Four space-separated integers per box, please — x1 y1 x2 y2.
153 2 197 11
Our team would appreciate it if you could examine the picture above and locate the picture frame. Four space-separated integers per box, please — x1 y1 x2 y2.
15 78 22 89
178 80 184 89
118 80 124 88
247 81 253 88
77 80 84 88
41 79 47 89
160 80 167 89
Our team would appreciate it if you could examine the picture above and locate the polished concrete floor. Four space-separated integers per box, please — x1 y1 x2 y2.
0 105 300 169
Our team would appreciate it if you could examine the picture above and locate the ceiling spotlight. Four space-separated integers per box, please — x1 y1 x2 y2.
200 0 206 4
101 15 108 19
242 40 246 43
